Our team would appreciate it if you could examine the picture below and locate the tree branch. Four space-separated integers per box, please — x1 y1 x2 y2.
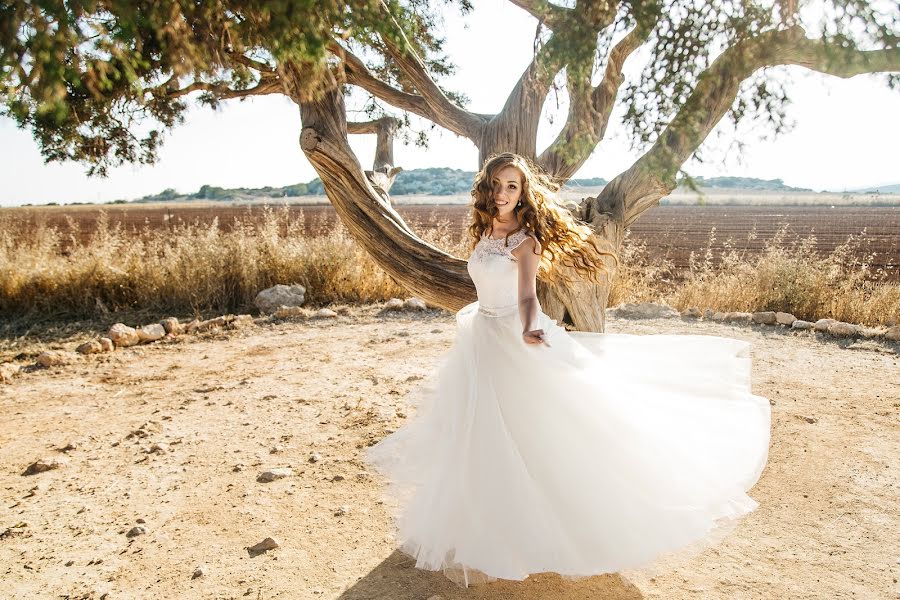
508 0 572 30
616 25 900 226
379 35 486 140
160 75 282 100
538 22 653 178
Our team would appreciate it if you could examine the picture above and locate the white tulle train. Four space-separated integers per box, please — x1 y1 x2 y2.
365 300 771 587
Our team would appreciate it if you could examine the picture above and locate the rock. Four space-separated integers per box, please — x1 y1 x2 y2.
76 341 103 355
702 308 715 320
147 443 168 454
314 308 338 318
330 474 345 482
36 350 75 367
826 322 859 338
98 338 115 352
195 316 227 332
751 311 777 325
775 312 797 326
108 323 140 347
0 362 21 384
791 320 814 331
255 284 306 314
334 505 350 516
885 326 900 342
192 565 206 579
137 324 166 343
256 468 293 483
857 326 884 339
230 314 254 328
711 312 727 322
681 307 702 318
274 306 305 319
723 312 752 323
609 302 679 319
813 318 836 333
308 452 321 463
125 526 146 538
22 457 64 476
125 421 161 440
355 471 372 481
247 537 280 554
802 416 818 424
184 319 202 333
58 442 77 452
384 298 405 311
160 317 183 335
404 297 427 311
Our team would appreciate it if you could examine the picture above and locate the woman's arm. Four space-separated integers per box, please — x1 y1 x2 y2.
512 235 548 346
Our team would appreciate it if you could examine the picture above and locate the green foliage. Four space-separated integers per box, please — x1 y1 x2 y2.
1 0 471 175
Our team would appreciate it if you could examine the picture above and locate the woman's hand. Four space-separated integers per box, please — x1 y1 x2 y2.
523 329 550 347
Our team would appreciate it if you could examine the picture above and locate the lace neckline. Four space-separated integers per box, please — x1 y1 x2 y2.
482 228 527 243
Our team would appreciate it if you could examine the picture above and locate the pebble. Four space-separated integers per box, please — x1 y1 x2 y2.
257 468 293 483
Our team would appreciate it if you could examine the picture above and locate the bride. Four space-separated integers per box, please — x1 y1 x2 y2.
365 152 771 587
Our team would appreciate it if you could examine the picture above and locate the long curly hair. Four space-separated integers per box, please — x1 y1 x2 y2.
468 152 619 284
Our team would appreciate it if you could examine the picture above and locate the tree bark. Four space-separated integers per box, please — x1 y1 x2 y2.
281 63 476 310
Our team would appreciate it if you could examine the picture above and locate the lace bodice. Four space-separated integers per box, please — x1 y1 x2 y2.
466 228 534 314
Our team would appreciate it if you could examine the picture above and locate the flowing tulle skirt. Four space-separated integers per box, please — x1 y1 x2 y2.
365 301 771 587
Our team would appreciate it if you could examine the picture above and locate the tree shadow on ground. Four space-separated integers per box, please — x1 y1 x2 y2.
337 550 645 600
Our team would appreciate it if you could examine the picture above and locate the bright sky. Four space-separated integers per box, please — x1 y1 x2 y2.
1 0 898 207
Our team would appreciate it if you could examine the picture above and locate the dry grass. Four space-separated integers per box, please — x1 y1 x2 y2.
1 209 896 333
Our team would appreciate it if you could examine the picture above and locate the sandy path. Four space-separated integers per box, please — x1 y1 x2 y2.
1 308 897 599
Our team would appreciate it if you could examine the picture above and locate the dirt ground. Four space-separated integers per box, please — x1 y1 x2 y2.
1 307 897 600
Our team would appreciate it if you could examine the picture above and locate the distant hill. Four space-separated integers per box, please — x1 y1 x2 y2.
845 183 900 194
125 170 887 204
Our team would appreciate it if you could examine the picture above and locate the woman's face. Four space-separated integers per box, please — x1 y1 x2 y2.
491 165 524 221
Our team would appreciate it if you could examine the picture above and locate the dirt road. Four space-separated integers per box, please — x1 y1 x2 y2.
1 308 897 599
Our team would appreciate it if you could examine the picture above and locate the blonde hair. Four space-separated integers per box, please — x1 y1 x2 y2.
468 152 618 284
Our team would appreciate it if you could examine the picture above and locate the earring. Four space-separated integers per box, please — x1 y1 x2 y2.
517 201 522 206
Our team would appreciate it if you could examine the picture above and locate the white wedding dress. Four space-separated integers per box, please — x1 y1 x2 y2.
365 228 771 587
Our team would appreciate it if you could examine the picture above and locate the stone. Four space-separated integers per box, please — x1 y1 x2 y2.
751 311 777 325
0 362 21 384
247 537 279 554
791 320 814 331
608 302 679 319
813 318 836 333
108 323 140 347
230 314 254 328
775 312 797 326
195 316 227 332
256 468 293 483
147 443 168 454
98 338 115 352
702 308 715 320
681 307 702 318
125 526 146 538
76 341 103 355
384 298 405 311
724 312 753 323
314 308 338 318
184 319 202 333
711 312 727 322
334 505 350 516
274 306 305 319
22 457 64 476
404 297 427 311
137 324 166 343
308 453 321 463
857 327 884 339
192 565 206 579
255 284 306 314
884 326 900 342
160 317 183 335
36 350 75 367
826 322 859 338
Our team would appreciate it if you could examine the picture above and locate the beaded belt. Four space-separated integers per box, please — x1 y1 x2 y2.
477 302 519 317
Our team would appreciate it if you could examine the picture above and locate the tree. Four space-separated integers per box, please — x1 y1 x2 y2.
3 0 898 330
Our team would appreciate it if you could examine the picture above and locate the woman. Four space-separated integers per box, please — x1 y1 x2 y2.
365 152 771 587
